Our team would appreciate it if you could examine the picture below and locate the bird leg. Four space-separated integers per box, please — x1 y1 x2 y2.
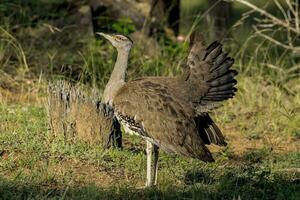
152 144 159 185
146 140 153 187
145 141 159 187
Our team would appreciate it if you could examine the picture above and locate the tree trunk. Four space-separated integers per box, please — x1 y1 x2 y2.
90 0 148 32
145 0 180 37
207 0 231 41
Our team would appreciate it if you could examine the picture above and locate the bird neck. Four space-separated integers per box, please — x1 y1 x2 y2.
110 48 130 83
102 48 130 104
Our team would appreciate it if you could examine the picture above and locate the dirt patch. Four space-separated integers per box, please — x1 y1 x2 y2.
208 125 299 161
50 159 117 187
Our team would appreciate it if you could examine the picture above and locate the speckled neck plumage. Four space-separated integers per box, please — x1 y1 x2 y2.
102 48 130 104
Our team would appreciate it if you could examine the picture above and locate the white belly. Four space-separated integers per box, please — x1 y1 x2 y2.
116 113 160 146
122 122 140 136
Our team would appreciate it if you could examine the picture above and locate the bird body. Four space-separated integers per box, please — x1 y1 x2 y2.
98 32 238 186
113 79 214 161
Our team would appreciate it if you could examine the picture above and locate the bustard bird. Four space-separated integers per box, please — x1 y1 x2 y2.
98 32 238 187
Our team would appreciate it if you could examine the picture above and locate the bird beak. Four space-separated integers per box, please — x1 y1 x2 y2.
97 32 114 42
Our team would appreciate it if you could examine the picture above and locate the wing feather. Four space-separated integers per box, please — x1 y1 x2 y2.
113 81 214 162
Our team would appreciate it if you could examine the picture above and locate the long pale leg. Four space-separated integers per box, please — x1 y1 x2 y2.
152 145 159 185
145 140 153 187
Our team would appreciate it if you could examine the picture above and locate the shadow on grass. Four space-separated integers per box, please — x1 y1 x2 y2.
182 149 300 200
217 167 300 200
1 170 299 200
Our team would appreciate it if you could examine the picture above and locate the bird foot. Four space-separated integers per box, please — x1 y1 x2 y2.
136 183 157 189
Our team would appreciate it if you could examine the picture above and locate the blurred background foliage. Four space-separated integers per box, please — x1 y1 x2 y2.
0 0 298 84
0 0 299 137
0 0 299 136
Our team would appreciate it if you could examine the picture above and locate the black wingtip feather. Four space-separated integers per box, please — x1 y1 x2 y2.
195 114 227 146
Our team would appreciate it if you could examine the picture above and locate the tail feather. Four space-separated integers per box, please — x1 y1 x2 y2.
211 58 234 74
209 82 236 92
204 43 237 104
209 63 234 81
205 43 222 61
204 94 234 99
202 95 234 101
205 41 220 55
209 71 237 87
207 89 237 96
214 52 228 67
186 32 238 113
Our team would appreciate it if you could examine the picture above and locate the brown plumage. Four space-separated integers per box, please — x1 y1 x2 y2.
98 32 238 186
114 79 214 161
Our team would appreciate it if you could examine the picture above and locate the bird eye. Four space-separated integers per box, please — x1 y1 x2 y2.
115 36 122 40
115 35 127 41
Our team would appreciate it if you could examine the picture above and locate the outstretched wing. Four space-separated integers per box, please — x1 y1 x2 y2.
113 80 214 162
185 32 238 113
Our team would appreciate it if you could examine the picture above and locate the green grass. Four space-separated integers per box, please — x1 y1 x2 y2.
0 91 299 199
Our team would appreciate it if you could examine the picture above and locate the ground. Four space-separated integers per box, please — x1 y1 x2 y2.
0 76 299 200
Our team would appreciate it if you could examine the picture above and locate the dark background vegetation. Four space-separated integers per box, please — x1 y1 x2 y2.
0 0 299 199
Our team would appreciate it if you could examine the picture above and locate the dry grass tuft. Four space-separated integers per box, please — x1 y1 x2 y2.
47 81 122 148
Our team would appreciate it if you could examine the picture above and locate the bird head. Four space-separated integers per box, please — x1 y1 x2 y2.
97 32 133 51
